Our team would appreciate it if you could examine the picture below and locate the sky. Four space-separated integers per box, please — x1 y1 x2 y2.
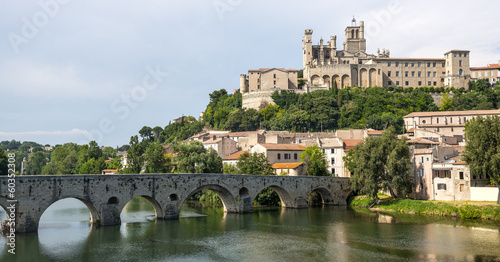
1 0 499 148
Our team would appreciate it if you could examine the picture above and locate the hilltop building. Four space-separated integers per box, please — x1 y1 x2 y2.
241 18 472 109
470 61 500 84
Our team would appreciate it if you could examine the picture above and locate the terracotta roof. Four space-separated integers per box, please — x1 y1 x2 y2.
222 150 248 160
408 128 415 133
343 139 363 150
202 138 222 144
453 160 467 165
271 162 303 169
256 143 306 151
319 138 343 148
191 132 209 138
404 110 500 118
227 130 265 137
367 130 383 135
407 138 439 144
470 64 500 70
414 149 433 155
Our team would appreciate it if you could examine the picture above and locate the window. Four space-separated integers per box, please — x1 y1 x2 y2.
273 80 276 85
418 81 422 86
437 118 439 124
442 62 445 67
396 71 400 77
420 169 424 177
479 72 482 77
418 62 421 67
450 117 453 123
459 172 464 180
331 158 335 165
438 184 447 190
418 71 421 77
395 62 399 67
396 81 400 86
420 156 424 163
388 71 392 77
405 71 409 77
433 81 437 86
284 153 291 159
388 81 392 86
428 81 431 86
331 149 335 154
378 69 381 75
454 53 457 57
273 74 276 79
331 169 336 175
277 153 281 160
388 62 391 67
464 117 466 123
411 62 415 67
433 72 437 77
405 81 409 86
294 153 298 160
422 120 426 124
427 71 431 77
405 62 408 67
459 60 462 67
433 62 436 67
427 62 431 67
411 71 415 77
460 184 464 192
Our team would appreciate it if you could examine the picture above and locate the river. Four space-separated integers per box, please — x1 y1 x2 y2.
1 198 500 262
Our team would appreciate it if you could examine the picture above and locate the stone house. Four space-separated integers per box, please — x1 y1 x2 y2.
271 162 304 176
250 143 306 164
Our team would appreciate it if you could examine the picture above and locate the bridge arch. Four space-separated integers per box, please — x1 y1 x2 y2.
183 184 239 213
38 197 100 230
253 185 294 208
307 187 335 205
118 195 164 221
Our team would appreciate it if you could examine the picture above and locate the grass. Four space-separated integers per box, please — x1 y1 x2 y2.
350 195 500 220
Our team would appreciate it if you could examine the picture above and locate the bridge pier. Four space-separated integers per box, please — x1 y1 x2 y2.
99 203 121 226
164 202 179 220
293 197 308 209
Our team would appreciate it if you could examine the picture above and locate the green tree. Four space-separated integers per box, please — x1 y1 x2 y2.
300 145 328 176
174 141 222 173
345 127 412 200
139 126 153 141
237 152 273 176
25 151 47 175
124 135 145 173
462 115 500 204
144 142 168 173
0 148 8 175
102 147 117 159
42 143 80 174
222 164 239 174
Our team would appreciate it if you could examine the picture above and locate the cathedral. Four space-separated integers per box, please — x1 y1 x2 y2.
240 18 471 109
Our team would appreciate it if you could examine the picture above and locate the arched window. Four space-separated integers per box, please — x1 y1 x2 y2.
459 69 463 76
351 30 354 39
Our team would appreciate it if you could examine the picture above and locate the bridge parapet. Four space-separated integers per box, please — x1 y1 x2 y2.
0 174 351 233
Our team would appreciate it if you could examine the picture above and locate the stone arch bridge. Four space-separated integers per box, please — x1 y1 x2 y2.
0 174 351 233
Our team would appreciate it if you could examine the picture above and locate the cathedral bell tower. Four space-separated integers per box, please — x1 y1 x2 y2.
343 17 366 53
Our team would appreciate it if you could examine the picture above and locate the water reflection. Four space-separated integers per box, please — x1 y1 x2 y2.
0 199 499 262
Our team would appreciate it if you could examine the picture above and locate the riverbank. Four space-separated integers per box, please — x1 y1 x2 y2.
350 195 500 220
